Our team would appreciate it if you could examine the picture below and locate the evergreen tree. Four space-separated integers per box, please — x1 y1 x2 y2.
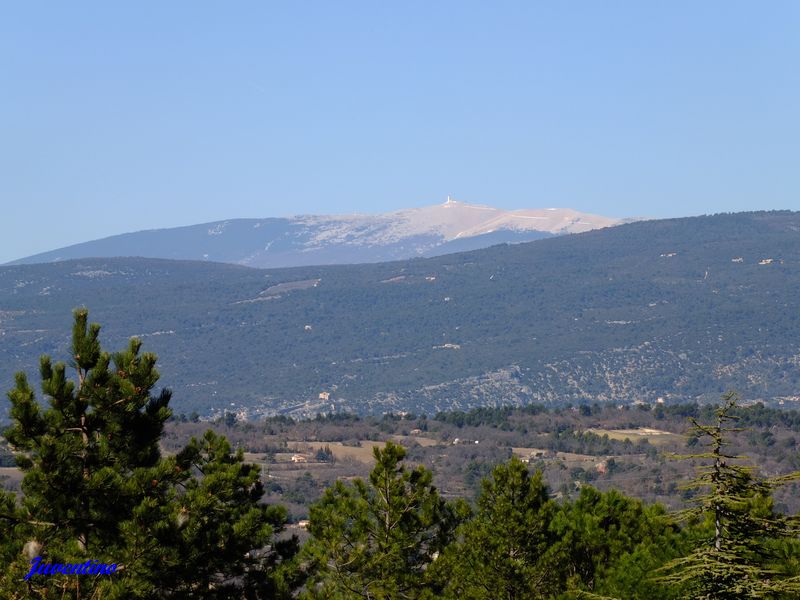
657 392 800 599
555 487 684 600
0 309 294 599
435 457 562 599
302 441 460 599
434 459 684 600
114 429 297 598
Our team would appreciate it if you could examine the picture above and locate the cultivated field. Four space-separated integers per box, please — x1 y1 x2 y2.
585 427 684 446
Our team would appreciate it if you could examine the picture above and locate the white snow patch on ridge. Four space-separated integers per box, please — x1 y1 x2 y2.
294 199 620 247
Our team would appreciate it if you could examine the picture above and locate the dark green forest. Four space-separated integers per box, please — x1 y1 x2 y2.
3 211 800 418
2 312 800 598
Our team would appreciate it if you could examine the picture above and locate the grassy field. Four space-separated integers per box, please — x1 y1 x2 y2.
585 427 684 447
511 447 608 464
278 435 442 464
287 440 382 463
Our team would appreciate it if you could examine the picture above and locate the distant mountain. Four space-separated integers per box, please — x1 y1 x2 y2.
2 211 799 419
7 199 622 267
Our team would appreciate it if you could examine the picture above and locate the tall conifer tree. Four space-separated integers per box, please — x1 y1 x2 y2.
657 393 800 599
435 457 562 599
302 441 459 599
1 309 294 599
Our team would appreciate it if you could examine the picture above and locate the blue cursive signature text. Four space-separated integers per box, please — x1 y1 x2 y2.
24 557 118 581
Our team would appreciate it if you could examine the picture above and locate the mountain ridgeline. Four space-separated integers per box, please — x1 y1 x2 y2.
1 211 799 418
6 201 617 268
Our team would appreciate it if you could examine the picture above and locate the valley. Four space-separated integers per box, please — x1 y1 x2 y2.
119 403 800 517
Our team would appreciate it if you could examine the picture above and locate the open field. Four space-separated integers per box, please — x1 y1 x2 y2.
508 447 647 476
285 440 385 463
277 435 443 464
585 427 685 447
512 447 611 463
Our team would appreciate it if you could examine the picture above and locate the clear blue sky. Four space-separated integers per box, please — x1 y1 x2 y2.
2 2 799 263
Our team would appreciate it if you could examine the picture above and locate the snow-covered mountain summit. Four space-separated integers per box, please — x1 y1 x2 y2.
297 198 618 245
10 199 624 268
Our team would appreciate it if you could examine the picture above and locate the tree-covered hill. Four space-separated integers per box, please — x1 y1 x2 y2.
2 211 800 417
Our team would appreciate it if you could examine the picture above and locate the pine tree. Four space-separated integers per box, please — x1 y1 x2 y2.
435 457 562 600
555 486 684 600
0 309 294 599
302 441 460 599
657 392 800 599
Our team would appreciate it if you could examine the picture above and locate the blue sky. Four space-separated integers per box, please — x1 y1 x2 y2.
1 2 799 263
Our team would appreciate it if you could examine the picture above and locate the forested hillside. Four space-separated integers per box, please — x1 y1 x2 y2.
2 211 800 417
2 311 800 598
